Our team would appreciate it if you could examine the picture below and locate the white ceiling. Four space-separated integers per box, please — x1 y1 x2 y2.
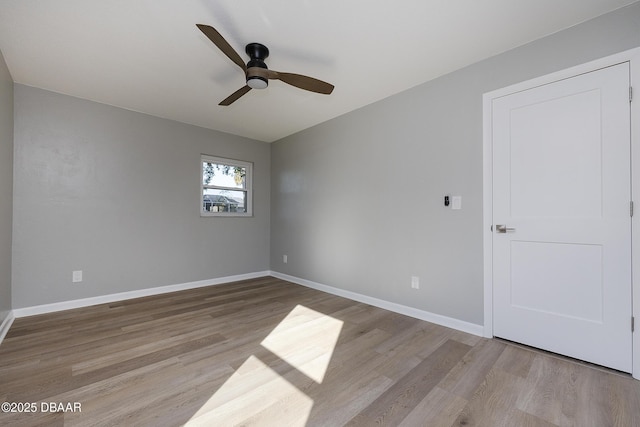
0 0 636 142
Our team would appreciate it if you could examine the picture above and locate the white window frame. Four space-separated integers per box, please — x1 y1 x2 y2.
201 155 253 217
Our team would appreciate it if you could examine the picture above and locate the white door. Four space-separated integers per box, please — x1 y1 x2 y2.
492 63 632 372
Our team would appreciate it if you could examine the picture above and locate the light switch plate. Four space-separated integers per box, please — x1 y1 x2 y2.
451 196 462 210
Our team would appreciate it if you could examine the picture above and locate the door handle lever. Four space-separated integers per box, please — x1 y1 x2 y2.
496 224 515 233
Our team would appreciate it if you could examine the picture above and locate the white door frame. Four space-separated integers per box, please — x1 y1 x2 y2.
483 47 640 380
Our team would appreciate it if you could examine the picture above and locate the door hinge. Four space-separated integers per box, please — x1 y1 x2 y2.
633 316 635 333
631 201 634 217
631 86 633 103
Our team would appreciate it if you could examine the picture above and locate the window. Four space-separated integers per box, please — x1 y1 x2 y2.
201 155 252 216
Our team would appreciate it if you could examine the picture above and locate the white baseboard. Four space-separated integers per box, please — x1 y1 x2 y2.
270 271 484 337
12 271 271 318
9 270 483 338
0 310 15 345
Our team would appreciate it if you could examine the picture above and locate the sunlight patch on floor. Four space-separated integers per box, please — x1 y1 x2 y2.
186 355 313 426
261 304 344 383
186 304 343 425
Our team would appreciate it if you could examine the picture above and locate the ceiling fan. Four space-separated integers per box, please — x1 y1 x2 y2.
196 24 335 106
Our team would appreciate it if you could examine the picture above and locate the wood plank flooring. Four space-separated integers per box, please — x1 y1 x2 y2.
1 276 638 426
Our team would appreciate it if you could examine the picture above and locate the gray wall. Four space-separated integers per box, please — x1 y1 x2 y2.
12 85 270 308
0 50 13 322
270 3 640 326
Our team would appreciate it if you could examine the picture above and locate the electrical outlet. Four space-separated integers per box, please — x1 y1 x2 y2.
411 276 420 289
283 255 288 264
72 270 83 283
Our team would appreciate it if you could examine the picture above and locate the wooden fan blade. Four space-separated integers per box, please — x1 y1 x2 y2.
219 86 252 106
196 24 247 72
270 71 334 95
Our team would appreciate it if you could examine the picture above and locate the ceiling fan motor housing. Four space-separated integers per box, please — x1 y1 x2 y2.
246 43 269 89
196 24 335 105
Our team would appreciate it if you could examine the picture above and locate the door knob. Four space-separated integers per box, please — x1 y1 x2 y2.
496 224 515 233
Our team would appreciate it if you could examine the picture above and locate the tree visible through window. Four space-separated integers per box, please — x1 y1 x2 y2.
201 155 252 216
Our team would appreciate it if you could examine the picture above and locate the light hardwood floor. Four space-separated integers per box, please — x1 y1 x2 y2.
1 276 639 426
